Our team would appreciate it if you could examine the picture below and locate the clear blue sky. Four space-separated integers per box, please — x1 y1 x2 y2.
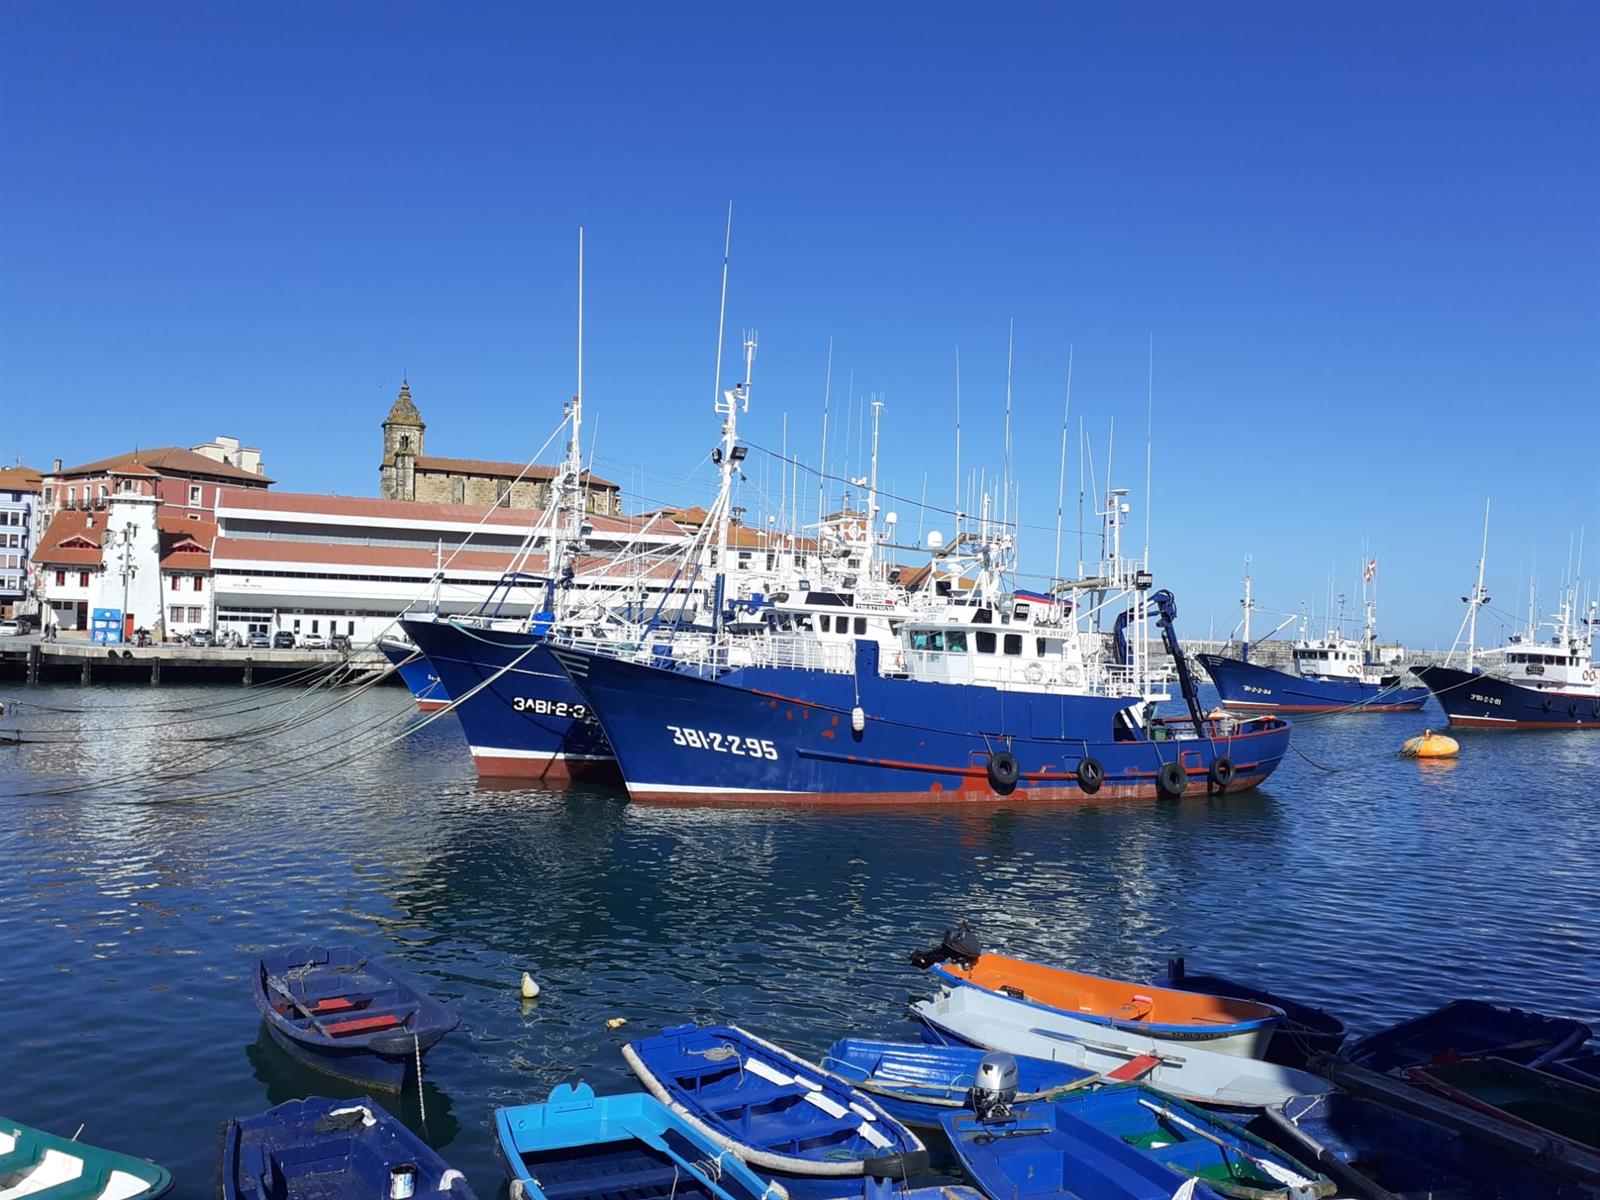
3 2 1595 645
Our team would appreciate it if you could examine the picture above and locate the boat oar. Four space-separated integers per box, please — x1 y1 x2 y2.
269 976 332 1036
1136 1097 1314 1191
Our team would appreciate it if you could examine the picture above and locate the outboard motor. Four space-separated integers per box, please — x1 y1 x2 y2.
908 921 982 970
971 1052 1019 1123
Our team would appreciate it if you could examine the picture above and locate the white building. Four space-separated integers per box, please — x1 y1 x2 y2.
210 488 692 643
0 465 43 618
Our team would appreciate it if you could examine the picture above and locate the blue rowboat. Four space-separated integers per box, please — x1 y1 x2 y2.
250 945 460 1091
623 1024 928 1199
1250 1091 1582 1200
1151 959 1347 1070
820 1039 1094 1127
943 1086 1332 1200
1344 1000 1591 1074
379 636 451 712
0 1116 171 1200
220 1096 474 1200
494 1083 786 1200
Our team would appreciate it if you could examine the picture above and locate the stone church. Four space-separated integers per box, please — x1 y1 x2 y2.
379 380 622 515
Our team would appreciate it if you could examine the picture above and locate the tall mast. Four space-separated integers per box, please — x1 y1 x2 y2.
1467 498 1491 667
867 397 883 577
1240 554 1253 663
1053 343 1073 585
817 337 833 531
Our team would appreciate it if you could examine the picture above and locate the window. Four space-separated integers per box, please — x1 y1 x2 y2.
98 484 108 502
976 631 997 654
347 621 355 635
55 570 66 587
193 576 204 592
819 614 831 632
399 434 411 452
946 631 968 653
68 487 77 506
170 576 180 591
78 571 90 587
311 620 319 633
854 617 867 635
42 487 51 504
1037 638 1047 657
496 479 510 507
188 607 203 622
1003 633 1022 655
188 484 202 505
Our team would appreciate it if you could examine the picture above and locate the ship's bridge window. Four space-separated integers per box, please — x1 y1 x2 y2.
911 629 944 651
854 617 867 635
1004 633 1022 656
820 614 832 632
946 631 968 653
976 631 996 654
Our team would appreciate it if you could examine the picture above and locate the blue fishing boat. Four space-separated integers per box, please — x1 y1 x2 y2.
401 616 619 782
220 1096 474 1200
1412 662 1600 729
943 1084 1332 1200
1197 559 1426 714
251 945 460 1091
821 1039 1094 1127
0 1115 172 1200
1151 959 1346 1070
379 635 451 712
494 1083 787 1200
1248 1092 1562 1200
622 1024 928 1199
1344 999 1591 1074
1550 1049 1600 1088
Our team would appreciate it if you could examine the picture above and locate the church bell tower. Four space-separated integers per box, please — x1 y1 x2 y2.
380 379 425 501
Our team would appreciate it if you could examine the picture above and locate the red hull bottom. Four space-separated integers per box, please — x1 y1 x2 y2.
1220 701 1423 714
416 699 450 713
625 769 1274 807
470 751 623 784
1445 716 1600 730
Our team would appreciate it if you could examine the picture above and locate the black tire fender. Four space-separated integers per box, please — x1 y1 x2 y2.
1076 756 1105 795
986 750 1020 792
1157 760 1188 798
1208 756 1236 789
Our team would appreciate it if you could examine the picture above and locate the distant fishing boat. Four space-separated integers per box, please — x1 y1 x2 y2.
1343 999 1591 1074
378 635 450 712
821 1039 1094 1127
0 1116 171 1200
493 1083 787 1200
1197 558 1428 714
250 945 460 1091
1152 958 1346 1069
1412 507 1600 729
622 1023 928 1199
910 985 1332 1109
943 1085 1332 1200
220 1096 474 1200
910 928 1282 1059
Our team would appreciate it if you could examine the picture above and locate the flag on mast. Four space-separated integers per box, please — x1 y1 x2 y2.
1363 557 1377 582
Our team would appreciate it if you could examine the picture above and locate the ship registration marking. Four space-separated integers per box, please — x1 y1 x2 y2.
512 697 590 720
1469 694 1502 706
668 724 779 759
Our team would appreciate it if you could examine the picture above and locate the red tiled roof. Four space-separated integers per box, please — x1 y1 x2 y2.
34 510 103 566
51 446 273 485
0 465 43 492
158 514 217 570
211 536 681 579
214 487 681 538
412 455 618 490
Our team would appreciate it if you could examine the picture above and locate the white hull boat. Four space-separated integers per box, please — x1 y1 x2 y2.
911 985 1332 1109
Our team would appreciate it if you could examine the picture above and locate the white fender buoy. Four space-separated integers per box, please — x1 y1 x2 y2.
851 705 865 733
520 971 541 999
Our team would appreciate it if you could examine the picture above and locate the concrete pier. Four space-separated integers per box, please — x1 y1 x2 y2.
0 636 389 686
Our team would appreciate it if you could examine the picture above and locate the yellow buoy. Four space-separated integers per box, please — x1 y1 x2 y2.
605 1017 628 1030
1401 729 1459 759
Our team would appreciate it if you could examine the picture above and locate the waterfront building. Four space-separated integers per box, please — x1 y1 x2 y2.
40 443 272 522
208 487 688 643
378 380 622 514
189 434 265 477
0 465 43 618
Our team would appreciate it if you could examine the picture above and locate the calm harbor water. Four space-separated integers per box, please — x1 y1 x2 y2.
2 680 1597 1197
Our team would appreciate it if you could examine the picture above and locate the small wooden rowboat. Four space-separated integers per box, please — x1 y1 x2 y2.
220 1096 474 1200
623 1024 928 1200
821 1039 1094 1127
494 1083 787 1200
250 944 460 1091
943 1086 1332 1200
911 985 1331 1110
1344 999 1590 1074
911 932 1281 1060
0 1117 171 1200
1407 1057 1600 1161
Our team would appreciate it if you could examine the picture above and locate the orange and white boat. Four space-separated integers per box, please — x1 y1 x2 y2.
910 926 1283 1059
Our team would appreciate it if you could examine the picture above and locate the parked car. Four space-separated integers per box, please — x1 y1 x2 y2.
247 631 271 649
0 619 22 637
300 632 328 650
190 629 216 648
272 631 296 649
330 633 351 652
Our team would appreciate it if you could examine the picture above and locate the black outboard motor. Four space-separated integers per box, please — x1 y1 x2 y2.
908 920 982 970
970 1051 1019 1123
